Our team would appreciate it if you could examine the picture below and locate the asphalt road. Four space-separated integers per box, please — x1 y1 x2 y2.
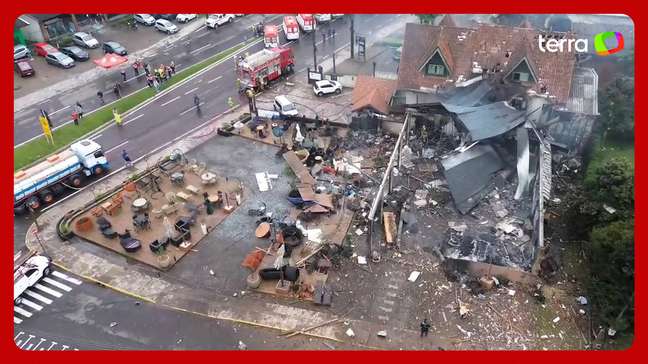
13 269 318 350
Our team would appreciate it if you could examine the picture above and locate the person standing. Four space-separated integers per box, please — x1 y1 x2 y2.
114 83 121 98
72 110 80 126
97 90 105 105
75 101 84 119
146 74 154 88
227 96 235 109
121 149 133 168
152 78 160 93
113 108 123 126
420 319 430 337
144 62 150 76
121 69 127 82
165 65 172 79
194 94 201 111
170 60 176 75
132 61 139 76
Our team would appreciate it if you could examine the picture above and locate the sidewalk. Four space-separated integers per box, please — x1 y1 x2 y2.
14 19 205 113
24 104 451 350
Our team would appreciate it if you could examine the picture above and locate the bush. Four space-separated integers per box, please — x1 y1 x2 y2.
599 78 635 141
586 158 634 220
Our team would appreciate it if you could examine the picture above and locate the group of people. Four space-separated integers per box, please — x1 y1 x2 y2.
145 61 176 92
71 101 85 126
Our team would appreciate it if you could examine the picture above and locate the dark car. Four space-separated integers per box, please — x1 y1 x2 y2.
45 52 75 68
60 46 89 61
14 59 35 77
103 41 127 56
152 14 176 20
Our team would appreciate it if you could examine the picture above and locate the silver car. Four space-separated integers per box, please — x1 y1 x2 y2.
155 19 178 34
45 52 75 68
72 32 99 48
14 44 31 61
134 14 156 26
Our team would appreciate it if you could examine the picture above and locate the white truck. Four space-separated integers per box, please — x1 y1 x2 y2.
206 14 234 28
14 251 51 305
14 139 109 214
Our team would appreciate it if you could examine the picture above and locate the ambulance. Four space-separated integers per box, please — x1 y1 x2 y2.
282 16 300 41
296 14 315 32
263 25 279 48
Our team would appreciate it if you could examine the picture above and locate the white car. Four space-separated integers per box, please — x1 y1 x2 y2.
313 80 342 96
134 14 156 26
72 32 99 48
176 14 197 23
14 254 51 305
315 14 332 22
206 14 234 28
155 19 178 34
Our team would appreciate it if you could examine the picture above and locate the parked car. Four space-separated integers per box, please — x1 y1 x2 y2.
235 14 245 17
176 14 197 23
14 59 35 77
33 42 58 57
206 14 234 28
314 14 332 23
103 41 128 55
14 254 51 305
60 46 89 61
273 95 299 117
153 14 176 21
14 44 31 60
134 14 156 25
155 19 178 34
45 52 75 68
72 32 99 48
313 80 342 96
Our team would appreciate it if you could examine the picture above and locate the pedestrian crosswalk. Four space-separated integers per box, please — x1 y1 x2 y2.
14 331 80 351
14 270 82 325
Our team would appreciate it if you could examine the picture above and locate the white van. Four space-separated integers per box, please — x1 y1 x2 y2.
273 95 299 117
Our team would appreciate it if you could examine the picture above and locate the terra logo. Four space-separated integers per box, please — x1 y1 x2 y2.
538 32 624 56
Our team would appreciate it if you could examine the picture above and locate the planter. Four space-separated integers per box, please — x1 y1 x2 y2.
124 182 137 192
246 272 262 289
157 253 172 269
75 217 93 232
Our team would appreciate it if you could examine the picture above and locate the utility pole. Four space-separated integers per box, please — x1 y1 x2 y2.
350 15 355 59
312 28 318 69
332 50 336 74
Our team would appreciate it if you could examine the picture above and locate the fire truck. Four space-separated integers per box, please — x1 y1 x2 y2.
236 47 295 91
263 25 279 48
282 16 300 41
296 14 315 32
14 139 109 214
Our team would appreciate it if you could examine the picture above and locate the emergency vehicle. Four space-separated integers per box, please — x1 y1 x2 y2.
296 14 315 32
14 139 109 214
236 47 295 91
263 25 279 48
282 16 300 41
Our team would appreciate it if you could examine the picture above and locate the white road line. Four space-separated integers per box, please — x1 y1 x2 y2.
33 338 46 351
48 105 70 116
194 25 206 32
179 104 200 116
161 96 180 107
20 335 34 349
14 306 32 318
105 141 129 154
123 114 144 126
14 317 23 324
190 43 213 55
195 30 210 38
52 271 82 285
22 295 47 309
43 277 72 292
207 75 223 84
184 87 199 95
34 283 64 297
90 133 102 140
379 306 393 312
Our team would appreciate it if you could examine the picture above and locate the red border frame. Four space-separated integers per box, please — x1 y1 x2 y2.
5 0 642 361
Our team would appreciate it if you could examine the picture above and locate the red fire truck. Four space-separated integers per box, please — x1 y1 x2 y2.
282 16 300 41
263 25 279 48
236 47 295 91
296 14 315 32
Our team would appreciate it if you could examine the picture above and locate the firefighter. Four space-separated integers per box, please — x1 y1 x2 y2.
236 78 241 91
113 108 123 127
227 97 235 109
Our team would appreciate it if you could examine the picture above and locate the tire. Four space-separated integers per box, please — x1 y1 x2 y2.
228 17 233 23
318 92 324 97
43 266 51 276
93 165 105 175
335 88 342 94
14 297 22 305
69 174 83 187
26 196 40 210
14 204 26 215
39 189 55 205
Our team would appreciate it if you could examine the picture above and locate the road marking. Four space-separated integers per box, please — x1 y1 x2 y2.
377 315 390 321
123 114 144 126
23 294 48 307
90 133 102 140
52 271 82 285
386 292 397 297
207 75 223 84
379 306 393 312
49 105 70 116
47 342 57 350
195 30 210 38
387 284 399 290
383 299 395 305
34 283 64 297
33 338 46 351
14 306 32 318
14 317 23 324
20 335 34 349
43 277 72 292
190 42 212 54
105 141 129 154
184 87 199 95
194 25 206 32
179 104 201 116
161 96 180 106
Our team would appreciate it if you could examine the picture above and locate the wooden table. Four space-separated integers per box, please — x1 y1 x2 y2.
186 185 200 195
176 191 191 201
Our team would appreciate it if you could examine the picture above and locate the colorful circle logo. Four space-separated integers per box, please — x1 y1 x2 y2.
594 31 625 56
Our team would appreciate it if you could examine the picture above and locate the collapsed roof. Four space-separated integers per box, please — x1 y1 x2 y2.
443 101 526 141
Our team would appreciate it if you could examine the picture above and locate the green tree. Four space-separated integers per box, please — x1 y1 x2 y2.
588 219 634 333
491 14 526 27
587 158 634 219
416 14 438 24
599 78 635 141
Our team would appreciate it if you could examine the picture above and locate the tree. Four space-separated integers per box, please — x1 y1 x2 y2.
587 158 634 219
588 219 634 333
491 14 526 27
599 78 635 141
416 14 438 24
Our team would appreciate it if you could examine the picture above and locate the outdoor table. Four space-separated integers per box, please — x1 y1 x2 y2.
185 185 200 195
170 171 185 185
207 194 219 203
132 197 149 211
201 172 217 185
176 191 191 201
